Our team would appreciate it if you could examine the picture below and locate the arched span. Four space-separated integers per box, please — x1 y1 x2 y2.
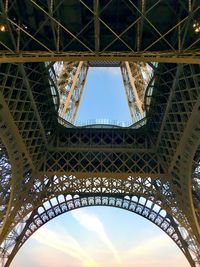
3 194 197 267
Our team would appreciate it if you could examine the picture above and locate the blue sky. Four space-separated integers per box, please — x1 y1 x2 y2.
76 67 131 125
11 67 190 267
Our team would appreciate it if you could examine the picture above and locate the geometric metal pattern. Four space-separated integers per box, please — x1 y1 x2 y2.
0 1 200 63
0 1 200 267
121 61 151 121
0 59 200 266
57 61 88 124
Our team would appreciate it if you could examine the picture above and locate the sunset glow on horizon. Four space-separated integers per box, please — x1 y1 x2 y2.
12 207 190 267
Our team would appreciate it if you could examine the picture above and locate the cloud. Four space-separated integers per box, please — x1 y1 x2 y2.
90 67 121 76
32 227 99 267
13 221 190 267
12 208 190 267
71 209 121 264
104 67 121 76
125 235 172 256
119 234 190 267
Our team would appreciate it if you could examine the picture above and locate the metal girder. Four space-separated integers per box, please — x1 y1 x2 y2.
0 94 32 244
136 0 145 52
57 61 88 124
169 95 200 242
18 64 49 146
0 1 200 265
94 0 100 53
61 61 84 116
0 1 200 63
1 59 200 261
121 61 146 122
0 52 200 64
0 175 199 266
153 63 200 244
0 63 55 166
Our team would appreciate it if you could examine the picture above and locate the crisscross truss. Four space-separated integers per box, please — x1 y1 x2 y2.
0 0 200 63
0 3 200 267
44 136 160 176
0 62 57 165
55 61 88 124
0 59 200 266
0 173 200 267
155 64 200 169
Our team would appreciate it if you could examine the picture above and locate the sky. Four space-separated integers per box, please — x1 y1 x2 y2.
12 208 190 267
11 67 190 267
75 67 131 125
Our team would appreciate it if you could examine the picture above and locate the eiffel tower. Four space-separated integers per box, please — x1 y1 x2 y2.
0 1 200 266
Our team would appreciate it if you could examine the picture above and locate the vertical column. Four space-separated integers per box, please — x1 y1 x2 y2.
121 62 150 123
57 61 89 124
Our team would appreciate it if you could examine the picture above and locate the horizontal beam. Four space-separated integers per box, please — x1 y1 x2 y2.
38 171 167 179
48 147 154 153
0 51 200 64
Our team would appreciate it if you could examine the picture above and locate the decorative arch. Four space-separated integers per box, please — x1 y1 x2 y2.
2 194 198 267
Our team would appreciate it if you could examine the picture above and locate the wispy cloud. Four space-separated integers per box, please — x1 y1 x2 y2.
32 227 99 267
14 222 190 267
90 67 121 77
119 234 190 267
71 209 121 264
124 234 172 257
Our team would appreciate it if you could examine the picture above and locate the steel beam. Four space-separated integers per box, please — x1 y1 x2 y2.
0 52 200 64
94 0 100 53
61 61 84 115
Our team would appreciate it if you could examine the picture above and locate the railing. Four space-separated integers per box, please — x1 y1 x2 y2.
76 118 147 128
75 119 132 127
58 116 146 129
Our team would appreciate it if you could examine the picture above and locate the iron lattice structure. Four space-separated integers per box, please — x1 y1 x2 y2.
0 1 200 267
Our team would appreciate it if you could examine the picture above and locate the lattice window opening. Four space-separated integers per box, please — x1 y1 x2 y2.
32 175 171 198
32 179 43 193
33 176 167 214
53 129 150 149
35 195 175 228
13 203 33 226
50 152 159 173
